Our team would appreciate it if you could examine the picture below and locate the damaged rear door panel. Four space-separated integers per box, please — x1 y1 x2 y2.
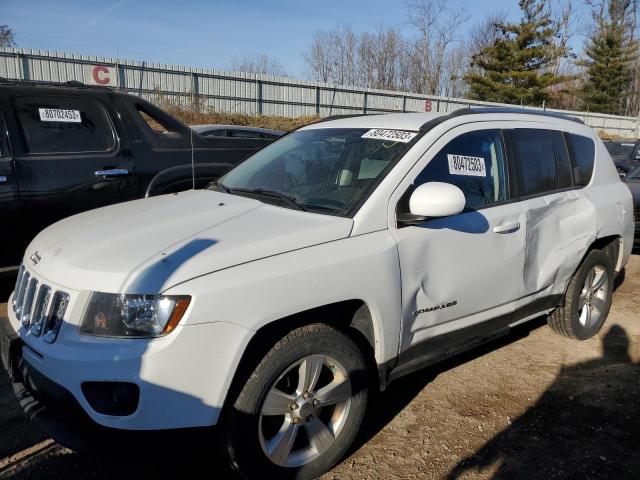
510 128 600 303
519 191 597 299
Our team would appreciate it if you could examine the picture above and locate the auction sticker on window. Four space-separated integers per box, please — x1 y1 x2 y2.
362 129 418 143
447 154 486 177
38 108 82 123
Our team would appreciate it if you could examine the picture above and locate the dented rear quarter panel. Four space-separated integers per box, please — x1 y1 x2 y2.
589 138 635 268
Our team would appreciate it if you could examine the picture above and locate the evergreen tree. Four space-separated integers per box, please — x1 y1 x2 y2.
464 0 569 106
580 0 638 116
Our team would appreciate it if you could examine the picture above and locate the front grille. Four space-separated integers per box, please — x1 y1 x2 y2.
43 292 70 344
12 265 24 312
14 269 29 318
12 264 70 343
20 278 38 327
30 286 52 337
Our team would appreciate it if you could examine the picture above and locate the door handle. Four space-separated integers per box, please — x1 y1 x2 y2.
493 221 520 234
0 175 6 183
95 168 129 179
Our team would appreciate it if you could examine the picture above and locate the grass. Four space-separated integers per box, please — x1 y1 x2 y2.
160 103 320 133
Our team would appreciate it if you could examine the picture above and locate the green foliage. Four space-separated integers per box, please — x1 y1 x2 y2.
465 0 569 106
580 0 638 115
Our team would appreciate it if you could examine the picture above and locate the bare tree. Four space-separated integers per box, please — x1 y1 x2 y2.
405 0 471 95
304 31 334 83
304 26 358 85
329 27 358 85
551 1 580 76
230 53 287 76
303 3 468 96
0 25 16 47
468 12 507 62
357 28 406 90
585 0 607 23
304 25 406 90
443 46 469 97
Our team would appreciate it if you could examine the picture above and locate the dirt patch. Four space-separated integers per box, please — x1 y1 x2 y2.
1 256 639 479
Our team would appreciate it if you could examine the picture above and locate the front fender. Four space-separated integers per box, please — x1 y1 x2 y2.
163 231 402 369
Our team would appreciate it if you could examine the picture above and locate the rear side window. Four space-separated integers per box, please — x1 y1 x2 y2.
513 129 557 196
14 96 115 155
131 99 188 148
414 129 508 210
567 134 596 185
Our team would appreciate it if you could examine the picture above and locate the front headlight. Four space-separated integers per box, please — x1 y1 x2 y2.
80 293 191 338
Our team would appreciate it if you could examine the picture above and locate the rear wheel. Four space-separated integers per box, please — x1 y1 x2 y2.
548 249 614 340
224 324 368 480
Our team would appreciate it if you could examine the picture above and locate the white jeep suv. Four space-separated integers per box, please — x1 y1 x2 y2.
1 108 634 479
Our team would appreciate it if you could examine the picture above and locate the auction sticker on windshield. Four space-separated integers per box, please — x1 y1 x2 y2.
362 129 418 143
447 154 486 177
38 108 82 123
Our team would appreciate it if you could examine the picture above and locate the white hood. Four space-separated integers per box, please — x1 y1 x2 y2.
25 190 353 293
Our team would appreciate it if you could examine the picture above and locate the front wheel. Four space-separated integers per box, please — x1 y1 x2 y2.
223 324 368 480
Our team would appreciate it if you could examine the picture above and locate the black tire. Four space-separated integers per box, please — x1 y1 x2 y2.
223 323 368 480
548 249 614 340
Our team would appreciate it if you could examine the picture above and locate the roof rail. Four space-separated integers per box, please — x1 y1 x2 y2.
419 106 583 131
311 113 371 125
0 77 110 90
457 106 582 124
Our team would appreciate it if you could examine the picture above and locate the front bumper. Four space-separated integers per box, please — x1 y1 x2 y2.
4 282 253 431
1 317 220 454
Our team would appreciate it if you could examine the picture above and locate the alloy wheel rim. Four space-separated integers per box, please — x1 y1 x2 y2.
258 354 352 468
578 265 609 329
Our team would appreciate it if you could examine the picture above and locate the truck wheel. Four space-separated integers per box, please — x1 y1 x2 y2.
548 249 614 340
223 323 368 480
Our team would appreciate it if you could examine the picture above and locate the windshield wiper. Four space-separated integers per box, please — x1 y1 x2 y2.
301 203 342 214
228 187 308 212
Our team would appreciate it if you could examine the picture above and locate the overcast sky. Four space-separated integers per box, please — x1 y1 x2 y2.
3 0 598 78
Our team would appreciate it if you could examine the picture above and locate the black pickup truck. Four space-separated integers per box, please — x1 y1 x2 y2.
0 80 272 271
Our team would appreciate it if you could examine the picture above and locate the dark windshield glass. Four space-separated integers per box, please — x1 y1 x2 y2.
217 128 418 216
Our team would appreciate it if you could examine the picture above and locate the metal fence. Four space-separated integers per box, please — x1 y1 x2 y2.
1 47 639 137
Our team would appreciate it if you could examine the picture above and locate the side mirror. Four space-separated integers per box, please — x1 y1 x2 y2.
409 182 466 218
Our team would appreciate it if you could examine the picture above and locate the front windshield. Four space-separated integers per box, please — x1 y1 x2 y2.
216 128 418 216
628 165 640 180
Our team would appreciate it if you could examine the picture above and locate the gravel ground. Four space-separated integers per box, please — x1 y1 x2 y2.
0 254 638 479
